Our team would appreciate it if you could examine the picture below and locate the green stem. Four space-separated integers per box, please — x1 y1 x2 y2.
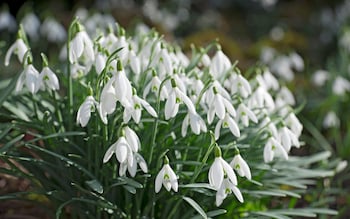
168 132 216 218
148 76 170 165
51 91 65 132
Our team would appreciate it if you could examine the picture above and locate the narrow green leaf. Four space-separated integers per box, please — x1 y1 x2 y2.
24 143 94 179
183 196 207 219
272 209 316 217
123 185 136 194
0 124 13 140
206 209 227 217
248 190 287 197
0 134 24 154
251 211 291 219
2 101 30 121
86 179 104 194
0 73 20 106
119 177 143 188
180 183 215 190
305 208 338 216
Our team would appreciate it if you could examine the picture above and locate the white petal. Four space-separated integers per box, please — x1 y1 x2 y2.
207 105 216 124
132 109 142 124
227 116 240 138
124 127 140 152
103 143 116 163
4 42 17 66
181 114 189 137
264 141 273 163
119 162 128 176
139 97 157 118
123 107 132 123
155 167 165 193
116 138 129 163
165 91 176 120
166 164 178 192
220 158 237 185
142 81 152 99
214 120 223 140
222 98 236 117
135 153 148 173
209 158 224 190
214 95 225 120
25 65 40 94
231 186 244 203
15 72 25 93
128 156 137 177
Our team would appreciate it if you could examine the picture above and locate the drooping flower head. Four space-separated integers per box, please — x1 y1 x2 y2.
155 156 178 193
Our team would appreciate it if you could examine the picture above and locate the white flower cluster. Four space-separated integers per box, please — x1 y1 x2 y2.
5 19 303 207
5 27 60 94
260 46 304 82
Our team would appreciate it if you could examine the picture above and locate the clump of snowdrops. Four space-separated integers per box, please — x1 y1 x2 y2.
0 16 339 219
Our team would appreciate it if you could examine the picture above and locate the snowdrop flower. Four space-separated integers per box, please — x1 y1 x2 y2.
278 126 300 152
71 61 89 79
236 103 258 127
260 115 278 138
76 96 97 127
123 89 157 124
0 10 17 32
312 70 329 86
170 47 189 67
5 37 29 66
69 22 95 64
114 60 133 108
164 78 196 120
260 47 276 64
263 136 288 163
285 112 303 138
115 29 129 65
152 43 173 77
270 55 294 81
230 152 251 180
210 47 231 79
332 76 350 95
41 17 67 43
226 73 252 98
249 86 275 111
216 178 243 206
155 156 178 193
215 113 240 140
103 136 133 169
101 31 118 54
181 111 207 137
124 126 141 153
209 145 237 190
323 111 340 128
94 50 107 75
39 66 60 91
37 53 60 91
276 86 295 106
15 62 40 94
200 52 211 67
98 77 117 124
143 71 169 101
207 86 236 124
21 12 40 41
261 69 279 91
128 48 141 75
289 52 304 72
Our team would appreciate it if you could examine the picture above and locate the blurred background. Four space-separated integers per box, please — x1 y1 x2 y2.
1 0 350 218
